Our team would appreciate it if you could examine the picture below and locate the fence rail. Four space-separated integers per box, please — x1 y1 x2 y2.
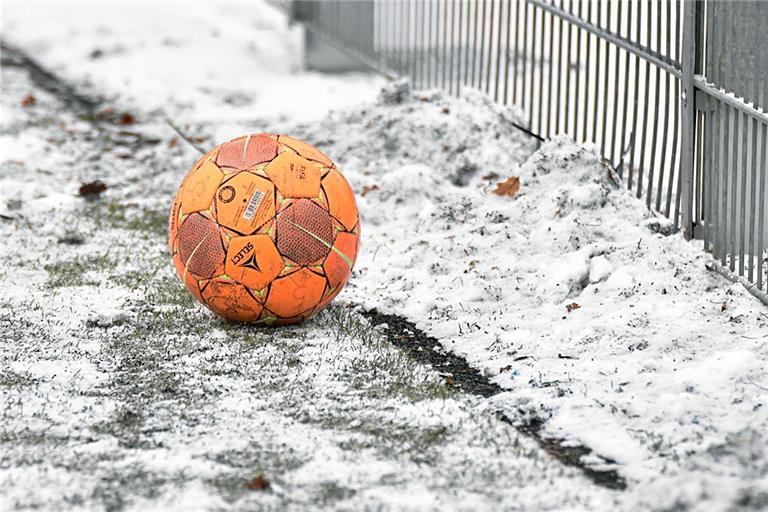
290 0 768 303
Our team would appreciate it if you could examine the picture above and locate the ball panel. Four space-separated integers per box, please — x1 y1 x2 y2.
187 147 220 176
215 172 275 235
172 252 204 302
322 168 358 231
323 231 358 289
180 160 224 215
263 267 326 318
224 234 284 291
177 213 226 279
275 199 333 266
264 151 321 199
278 134 332 167
313 282 344 314
215 134 279 170
201 279 262 322
168 192 182 254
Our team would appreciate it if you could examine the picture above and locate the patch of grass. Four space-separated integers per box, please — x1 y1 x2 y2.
206 443 310 503
316 482 357 506
85 201 167 235
44 251 119 288
315 305 454 402
0 368 37 388
335 420 449 465
88 464 189 511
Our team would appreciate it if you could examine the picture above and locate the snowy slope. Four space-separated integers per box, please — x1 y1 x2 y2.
283 85 768 510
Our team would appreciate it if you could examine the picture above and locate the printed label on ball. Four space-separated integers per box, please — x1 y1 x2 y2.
243 190 265 220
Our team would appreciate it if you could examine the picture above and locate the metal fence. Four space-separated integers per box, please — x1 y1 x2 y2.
290 0 768 303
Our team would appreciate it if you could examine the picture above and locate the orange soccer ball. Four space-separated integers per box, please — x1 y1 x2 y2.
167 134 360 325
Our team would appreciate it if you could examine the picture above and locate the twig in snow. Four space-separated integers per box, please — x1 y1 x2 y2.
164 118 205 155
746 378 768 392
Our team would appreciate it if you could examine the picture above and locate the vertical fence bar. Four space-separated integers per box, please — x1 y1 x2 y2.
511 0 520 104
521 0 528 112
748 116 758 282
729 108 739 271
738 111 748 276
709 98 720 255
440 0 448 89
656 0 672 211
759 124 767 291
456 0 462 95
536 3 545 135
628 1 643 190
471 0 479 89
608 0 621 164
528 4 537 129
646 1 663 209
636 1 652 199
494 0 504 102
503 0 512 104
719 104 730 267
477 0 486 90
571 0 582 138
581 2 591 142
484 0 494 96
553 0 563 135
563 0 573 137
450 0 457 95
592 1 602 145
669 0 680 222
543 1 553 137
679 0 697 238
618 0 632 175
597 2 618 155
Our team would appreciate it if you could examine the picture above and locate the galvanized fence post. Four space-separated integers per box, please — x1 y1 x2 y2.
680 0 699 238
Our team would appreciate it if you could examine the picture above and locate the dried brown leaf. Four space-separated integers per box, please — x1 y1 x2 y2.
117 112 136 125
493 176 520 198
78 180 108 197
245 475 270 491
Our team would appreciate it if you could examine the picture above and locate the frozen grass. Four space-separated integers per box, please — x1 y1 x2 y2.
4 2 768 510
0 52 615 511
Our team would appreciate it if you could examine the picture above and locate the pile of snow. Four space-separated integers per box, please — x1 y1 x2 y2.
285 82 768 510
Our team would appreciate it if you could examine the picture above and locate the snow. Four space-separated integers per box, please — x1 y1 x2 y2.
282 91 768 509
1 1 383 127
3 1 768 511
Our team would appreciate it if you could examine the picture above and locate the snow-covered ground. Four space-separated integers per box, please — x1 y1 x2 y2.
2 2 768 511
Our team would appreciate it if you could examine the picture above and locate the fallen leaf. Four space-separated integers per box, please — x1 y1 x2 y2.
168 137 178 148
117 112 136 125
361 184 379 197
245 475 270 491
566 302 580 313
21 94 36 107
78 180 108 197
493 176 520 197
499 364 514 374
